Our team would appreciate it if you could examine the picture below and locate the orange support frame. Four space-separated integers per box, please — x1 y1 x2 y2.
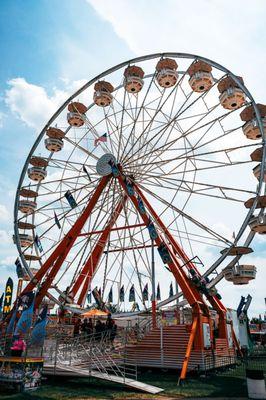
116 175 205 311
20 175 111 309
70 196 127 306
134 184 227 339
179 316 198 383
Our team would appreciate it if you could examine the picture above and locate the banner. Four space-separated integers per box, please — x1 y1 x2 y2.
169 282 174 297
3 277 13 316
142 283 148 301
15 258 26 279
129 285 135 302
31 305 48 346
119 285 124 302
34 235 43 253
54 212 61 229
108 287 113 303
14 291 35 335
156 283 161 301
65 190 77 209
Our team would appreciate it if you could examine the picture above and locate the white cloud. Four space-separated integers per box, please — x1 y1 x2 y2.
87 0 266 99
5 78 87 130
0 255 16 266
0 204 10 222
0 111 4 128
0 230 12 246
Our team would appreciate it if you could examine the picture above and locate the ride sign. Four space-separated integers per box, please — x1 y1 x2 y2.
3 277 13 316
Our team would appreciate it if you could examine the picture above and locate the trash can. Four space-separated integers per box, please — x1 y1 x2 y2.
246 369 266 399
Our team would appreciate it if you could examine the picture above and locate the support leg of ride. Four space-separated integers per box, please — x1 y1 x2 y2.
231 322 243 358
179 315 198 382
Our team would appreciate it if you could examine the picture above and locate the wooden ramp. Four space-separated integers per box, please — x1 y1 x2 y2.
44 364 163 394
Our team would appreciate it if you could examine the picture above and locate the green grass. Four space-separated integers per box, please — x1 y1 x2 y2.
0 365 251 400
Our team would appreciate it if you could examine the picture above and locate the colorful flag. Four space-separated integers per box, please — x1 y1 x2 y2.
34 235 43 253
119 285 125 302
83 165 92 182
54 212 61 229
108 287 113 303
14 291 35 336
31 305 48 346
142 283 148 301
94 133 107 147
15 258 26 279
3 277 13 316
129 285 135 302
169 282 174 297
65 190 77 209
156 283 161 301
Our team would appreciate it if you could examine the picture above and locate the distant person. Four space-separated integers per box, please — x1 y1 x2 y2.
81 318 89 336
87 318 93 335
11 335 26 357
73 318 82 337
95 319 104 341
110 323 117 349
106 313 114 328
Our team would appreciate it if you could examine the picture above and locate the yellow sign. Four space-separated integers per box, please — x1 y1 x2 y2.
3 277 13 316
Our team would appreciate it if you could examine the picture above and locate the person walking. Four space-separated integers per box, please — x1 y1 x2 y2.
11 335 26 357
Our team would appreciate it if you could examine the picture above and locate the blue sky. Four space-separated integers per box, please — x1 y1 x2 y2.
0 0 265 316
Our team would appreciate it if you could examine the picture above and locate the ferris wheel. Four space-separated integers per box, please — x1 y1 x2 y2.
13 53 266 313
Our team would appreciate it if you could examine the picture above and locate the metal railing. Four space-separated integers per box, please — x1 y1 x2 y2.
44 329 137 383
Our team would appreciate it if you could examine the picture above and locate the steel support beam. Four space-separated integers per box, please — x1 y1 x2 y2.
22 175 111 309
116 174 204 311
71 196 127 306
135 184 227 338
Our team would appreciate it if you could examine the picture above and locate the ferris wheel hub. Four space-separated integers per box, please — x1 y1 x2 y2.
96 153 117 176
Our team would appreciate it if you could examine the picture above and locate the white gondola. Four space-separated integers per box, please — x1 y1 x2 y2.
188 61 213 92
218 76 245 110
240 103 266 140
93 81 114 107
16 233 34 247
249 214 266 234
253 163 266 181
18 200 37 214
219 87 245 110
124 65 144 93
45 137 64 152
27 166 47 182
67 112 85 127
242 118 266 140
223 264 256 285
67 102 87 127
156 58 178 88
